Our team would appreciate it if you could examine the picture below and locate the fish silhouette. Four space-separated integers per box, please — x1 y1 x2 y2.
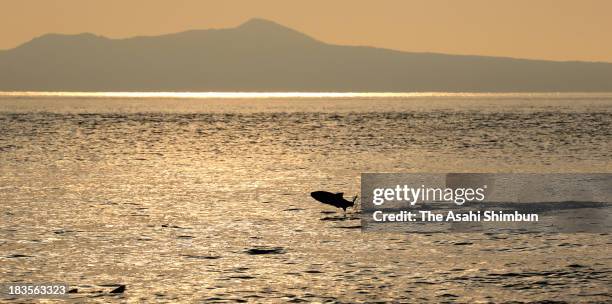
310 191 357 215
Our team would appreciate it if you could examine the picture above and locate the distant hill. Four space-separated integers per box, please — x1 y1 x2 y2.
1 18 611 92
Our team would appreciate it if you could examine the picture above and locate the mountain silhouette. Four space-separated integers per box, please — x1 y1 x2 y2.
1 18 611 92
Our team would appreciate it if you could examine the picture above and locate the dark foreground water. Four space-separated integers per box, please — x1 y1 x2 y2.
1 93 611 303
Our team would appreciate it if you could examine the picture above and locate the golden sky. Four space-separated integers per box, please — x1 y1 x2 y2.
1 0 611 62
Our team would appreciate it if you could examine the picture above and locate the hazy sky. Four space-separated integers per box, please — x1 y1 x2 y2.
2 0 611 62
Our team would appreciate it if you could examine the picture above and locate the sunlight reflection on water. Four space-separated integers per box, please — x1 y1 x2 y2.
0 94 610 302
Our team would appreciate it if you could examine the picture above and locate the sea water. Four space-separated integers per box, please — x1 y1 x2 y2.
1 93 610 302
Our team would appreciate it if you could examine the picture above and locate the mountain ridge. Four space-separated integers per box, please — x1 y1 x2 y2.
1 18 611 92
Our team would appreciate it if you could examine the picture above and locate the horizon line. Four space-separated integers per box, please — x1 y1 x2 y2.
2 91 611 99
